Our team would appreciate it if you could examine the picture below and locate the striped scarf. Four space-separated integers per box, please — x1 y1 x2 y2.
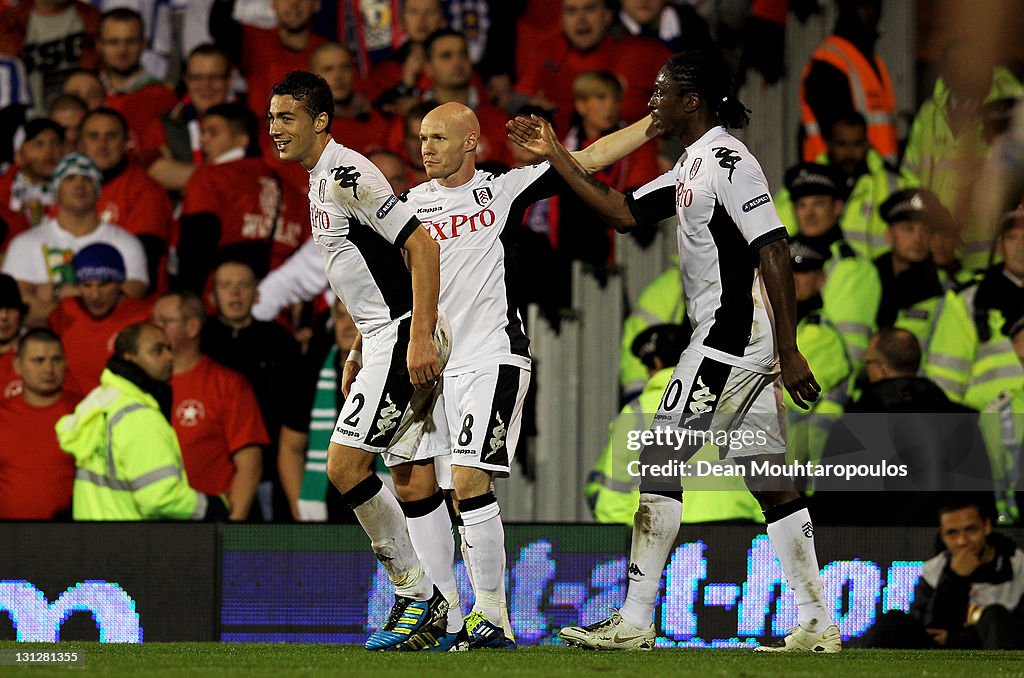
297 346 339 521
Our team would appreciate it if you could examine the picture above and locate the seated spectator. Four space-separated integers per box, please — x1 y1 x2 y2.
928 206 1024 408
61 70 106 111
611 0 713 53
1 152 148 325
816 328 991 525
47 243 151 392
48 94 88 154
154 290 267 521
176 102 308 293
901 39 1024 270
96 8 177 148
776 111 905 260
0 0 101 110
862 495 1023 649
56 321 229 521
0 328 77 519
587 323 762 524
367 0 448 113
202 260 300 521
141 43 233 191
211 0 327 193
310 42 389 155
0 273 26 398
80 107 174 291
0 119 63 251
278 298 360 521
515 0 670 134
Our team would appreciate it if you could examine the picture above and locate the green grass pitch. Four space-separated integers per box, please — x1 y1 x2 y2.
3 643 1022 677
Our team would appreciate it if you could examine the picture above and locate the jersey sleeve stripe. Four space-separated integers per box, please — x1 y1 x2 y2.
625 184 675 228
394 216 421 248
748 226 788 251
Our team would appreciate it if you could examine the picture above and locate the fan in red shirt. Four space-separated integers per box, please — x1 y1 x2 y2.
211 0 327 193
176 103 309 294
0 119 62 252
96 8 177 150
80 108 175 293
515 0 670 134
0 273 26 399
310 42 390 155
365 0 448 110
48 243 153 393
0 328 78 519
152 290 266 521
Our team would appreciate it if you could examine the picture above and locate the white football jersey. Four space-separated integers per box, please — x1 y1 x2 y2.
306 139 421 336
626 126 787 373
404 165 560 374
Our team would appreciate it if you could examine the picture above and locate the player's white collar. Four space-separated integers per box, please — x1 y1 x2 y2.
429 169 484 192
685 125 727 153
309 138 340 176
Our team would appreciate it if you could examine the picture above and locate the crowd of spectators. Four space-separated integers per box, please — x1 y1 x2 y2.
0 0 1021 528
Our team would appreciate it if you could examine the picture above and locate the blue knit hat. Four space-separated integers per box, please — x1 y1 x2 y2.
72 243 125 283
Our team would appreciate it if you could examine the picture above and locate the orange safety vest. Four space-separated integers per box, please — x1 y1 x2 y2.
799 35 899 164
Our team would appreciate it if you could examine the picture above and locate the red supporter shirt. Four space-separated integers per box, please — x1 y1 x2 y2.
240 26 327 118
0 350 17 399
171 356 269 495
107 83 179 149
515 34 670 134
0 392 78 519
97 162 175 241
48 296 154 392
182 156 309 271
333 111 392 155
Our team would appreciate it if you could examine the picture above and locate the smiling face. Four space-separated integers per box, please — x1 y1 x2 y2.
267 94 328 169
185 53 231 114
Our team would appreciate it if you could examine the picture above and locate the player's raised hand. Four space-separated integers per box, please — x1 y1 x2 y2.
779 348 820 410
407 333 440 389
507 114 558 158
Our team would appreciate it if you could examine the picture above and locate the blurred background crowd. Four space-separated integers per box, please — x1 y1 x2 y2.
0 0 1023 527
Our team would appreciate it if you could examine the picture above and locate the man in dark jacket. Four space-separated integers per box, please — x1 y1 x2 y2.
814 328 992 524
862 495 1024 649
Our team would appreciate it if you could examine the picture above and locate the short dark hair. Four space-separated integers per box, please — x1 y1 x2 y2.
81 107 130 137
937 494 996 523
114 322 155 358
873 327 921 375
204 103 259 143
661 50 749 129
99 7 143 34
424 28 467 60
16 328 62 359
187 43 230 68
827 110 868 139
270 70 334 133
158 290 206 328
49 94 87 116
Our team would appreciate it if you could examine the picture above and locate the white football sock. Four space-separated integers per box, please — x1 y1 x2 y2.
348 477 433 601
404 493 463 633
618 493 682 630
765 503 832 632
461 494 504 626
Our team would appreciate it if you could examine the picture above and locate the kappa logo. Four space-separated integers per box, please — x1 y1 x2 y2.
627 562 645 577
488 412 507 456
473 187 493 207
331 164 360 199
683 377 717 425
376 194 399 219
802 521 814 538
712 147 742 183
175 399 206 427
372 394 401 441
742 193 770 212
417 205 443 214
318 178 327 202
688 157 702 180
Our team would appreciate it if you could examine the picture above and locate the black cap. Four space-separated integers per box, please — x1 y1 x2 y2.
789 240 826 272
879 188 950 228
631 323 691 370
784 163 841 201
14 118 65 149
0 273 27 314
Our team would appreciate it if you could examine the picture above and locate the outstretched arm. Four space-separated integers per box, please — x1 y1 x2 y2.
571 115 658 173
508 115 638 233
759 238 820 409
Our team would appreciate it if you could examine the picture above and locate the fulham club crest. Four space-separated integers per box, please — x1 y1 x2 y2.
689 157 702 180
318 179 327 203
473 187 493 207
